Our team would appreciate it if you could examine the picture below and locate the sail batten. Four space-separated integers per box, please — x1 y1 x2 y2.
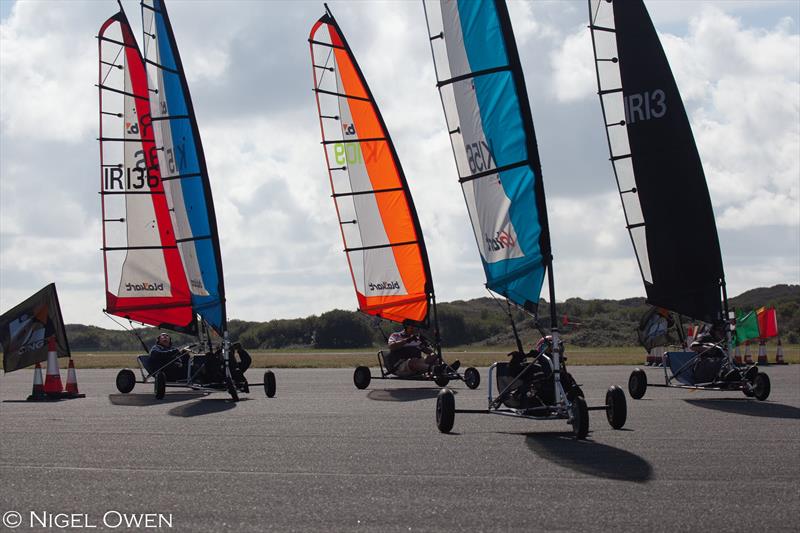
310 7 434 326
589 0 725 322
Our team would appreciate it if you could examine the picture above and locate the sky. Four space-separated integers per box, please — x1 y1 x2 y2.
0 0 798 328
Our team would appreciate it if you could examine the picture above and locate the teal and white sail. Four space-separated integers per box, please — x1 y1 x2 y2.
424 0 553 313
141 0 226 334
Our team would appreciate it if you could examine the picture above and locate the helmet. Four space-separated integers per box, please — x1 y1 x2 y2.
534 335 562 355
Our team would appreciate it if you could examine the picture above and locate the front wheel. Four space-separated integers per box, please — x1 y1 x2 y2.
436 388 455 433
753 372 770 401
605 385 627 429
116 369 135 394
464 367 480 390
434 375 450 387
264 371 276 398
570 396 589 439
154 372 166 400
353 366 371 390
628 368 647 400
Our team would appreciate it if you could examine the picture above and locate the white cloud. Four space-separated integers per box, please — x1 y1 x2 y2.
1 1 797 327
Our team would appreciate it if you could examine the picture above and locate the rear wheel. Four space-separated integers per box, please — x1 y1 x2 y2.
753 372 770 401
570 396 589 439
628 368 647 400
605 385 627 429
436 388 455 433
154 372 166 400
464 367 480 389
567 385 585 402
264 371 276 398
116 369 135 394
434 375 450 387
353 366 371 390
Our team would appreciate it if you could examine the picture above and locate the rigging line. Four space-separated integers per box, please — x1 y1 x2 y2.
103 312 149 353
318 44 334 87
101 45 124 86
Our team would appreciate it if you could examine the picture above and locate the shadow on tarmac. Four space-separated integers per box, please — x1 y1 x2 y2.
367 388 450 402
168 397 242 417
108 392 207 406
685 398 800 419
524 432 653 482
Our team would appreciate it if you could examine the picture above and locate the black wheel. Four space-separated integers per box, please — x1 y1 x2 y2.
226 377 239 402
154 372 166 400
436 388 455 433
116 369 135 394
567 385 585 401
353 366 371 390
605 385 627 429
753 372 770 401
628 368 647 400
434 375 450 387
264 371 276 398
570 396 589 439
464 367 480 389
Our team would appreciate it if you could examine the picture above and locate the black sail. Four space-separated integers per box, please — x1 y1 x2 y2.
589 0 725 322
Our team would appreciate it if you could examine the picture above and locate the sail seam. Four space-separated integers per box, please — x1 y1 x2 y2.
313 88 370 102
332 187 403 198
322 137 386 145
345 241 418 253
458 160 527 183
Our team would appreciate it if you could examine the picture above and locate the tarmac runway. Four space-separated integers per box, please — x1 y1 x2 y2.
1 365 798 532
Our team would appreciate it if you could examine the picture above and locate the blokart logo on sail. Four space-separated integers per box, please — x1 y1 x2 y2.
485 230 516 252
342 122 356 136
368 281 400 292
124 282 165 292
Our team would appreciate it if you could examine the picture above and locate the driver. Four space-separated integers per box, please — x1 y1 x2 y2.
386 321 460 377
148 332 187 380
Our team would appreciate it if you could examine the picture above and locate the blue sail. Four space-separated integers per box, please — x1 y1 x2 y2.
426 0 551 312
142 0 226 333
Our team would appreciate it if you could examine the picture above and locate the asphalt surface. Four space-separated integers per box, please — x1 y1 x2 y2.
1 365 798 532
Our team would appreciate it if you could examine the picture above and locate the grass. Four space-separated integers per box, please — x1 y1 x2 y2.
8 344 795 370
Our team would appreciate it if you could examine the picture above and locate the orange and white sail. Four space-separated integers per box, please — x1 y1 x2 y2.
309 6 433 326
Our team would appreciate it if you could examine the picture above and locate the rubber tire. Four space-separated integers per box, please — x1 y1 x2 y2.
436 388 455 433
353 366 371 390
434 375 450 387
264 371 276 398
605 385 627 429
464 367 480 390
226 377 239 402
154 372 166 400
628 368 647 400
753 372 771 401
570 396 589 440
116 369 135 394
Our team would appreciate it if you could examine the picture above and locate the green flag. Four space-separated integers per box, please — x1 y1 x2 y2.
734 310 760 346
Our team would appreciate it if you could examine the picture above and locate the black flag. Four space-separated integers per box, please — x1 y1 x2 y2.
0 283 70 373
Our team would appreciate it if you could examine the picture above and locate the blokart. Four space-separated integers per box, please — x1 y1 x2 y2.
436 335 627 439
115 343 276 402
628 340 770 402
353 334 480 390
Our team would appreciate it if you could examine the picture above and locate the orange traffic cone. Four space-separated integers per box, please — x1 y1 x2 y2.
744 341 753 365
733 344 743 365
757 340 768 366
64 359 85 398
43 337 64 397
775 337 787 365
26 362 46 401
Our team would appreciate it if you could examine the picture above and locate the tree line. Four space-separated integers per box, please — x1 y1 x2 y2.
64 284 798 351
